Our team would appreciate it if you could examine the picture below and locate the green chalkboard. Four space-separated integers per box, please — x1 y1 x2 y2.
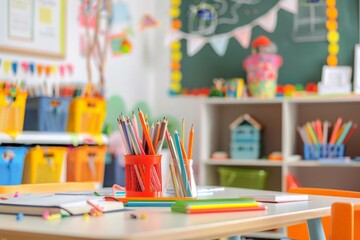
179 0 359 90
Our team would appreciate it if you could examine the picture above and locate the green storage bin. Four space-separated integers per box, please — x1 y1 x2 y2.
218 167 268 190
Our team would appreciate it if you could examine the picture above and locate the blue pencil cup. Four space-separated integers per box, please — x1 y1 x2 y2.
0 146 28 185
304 144 345 160
24 96 71 132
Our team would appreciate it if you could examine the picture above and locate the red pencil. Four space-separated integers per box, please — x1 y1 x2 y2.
343 124 358 144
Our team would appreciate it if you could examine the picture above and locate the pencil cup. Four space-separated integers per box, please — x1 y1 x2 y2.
124 154 162 197
304 144 345 160
186 159 197 198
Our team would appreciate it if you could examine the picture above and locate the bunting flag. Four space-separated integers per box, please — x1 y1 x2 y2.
210 35 229 56
3 61 11 75
257 9 278 33
21 62 29 73
0 60 74 77
279 0 298 14
37 65 44 76
138 13 159 31
29 63 35 74
11 62 18 75
233 26 252 49
167 0 298 57
187 35 206 56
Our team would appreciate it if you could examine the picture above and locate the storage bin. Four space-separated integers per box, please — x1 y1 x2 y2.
22 146 68 184
103 153 125 187
218 167 268 190
24 96 71 132
304 144 345 160
230 142 260 159
67 97 106 135
0 90 27 134
67 145 107 183
0 146 28 185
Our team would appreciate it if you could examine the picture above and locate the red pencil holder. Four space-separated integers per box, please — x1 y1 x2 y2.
124 155 162 197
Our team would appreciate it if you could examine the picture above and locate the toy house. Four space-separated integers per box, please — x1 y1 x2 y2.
229 114 262 159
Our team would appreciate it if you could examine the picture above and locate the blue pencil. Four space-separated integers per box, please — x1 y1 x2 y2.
174 130 192 197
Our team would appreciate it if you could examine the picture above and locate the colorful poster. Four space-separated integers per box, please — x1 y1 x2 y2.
9 0 34 40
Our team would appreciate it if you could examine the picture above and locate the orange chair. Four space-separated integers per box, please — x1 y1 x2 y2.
331 202 360 240
287 187 360 240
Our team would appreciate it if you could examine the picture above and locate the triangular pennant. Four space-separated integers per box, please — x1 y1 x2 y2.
257 9 278 33
37 64 44 76
187 35 207 56
12 62 18 75
45 66 52 77
21 62 29 73
59 65 65 77
279 0 298 14
164 30 182 46
233 26 252 49
210 35 229 56
67 64 74 75
51 65 57 75
3 61 11 74
139 13 159 31
29 63 35 74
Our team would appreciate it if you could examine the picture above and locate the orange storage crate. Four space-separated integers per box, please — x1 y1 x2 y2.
67 145 107 183
22 146 68 184
0 89 27 135
66 97 106 135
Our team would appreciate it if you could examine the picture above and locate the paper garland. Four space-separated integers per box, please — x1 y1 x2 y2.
0 59 74 77
326 0 339 66
167 0 298 57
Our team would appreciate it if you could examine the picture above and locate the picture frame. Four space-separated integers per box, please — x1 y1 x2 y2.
0 0 66 59
318 65 352 94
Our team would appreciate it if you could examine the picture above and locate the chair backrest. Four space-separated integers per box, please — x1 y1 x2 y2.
0 182 96 194
331 202 360 240
287 187 360 240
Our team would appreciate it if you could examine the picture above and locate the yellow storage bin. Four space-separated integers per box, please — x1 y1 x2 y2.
0 89 27 135
22 146 68 184
67 145 107 183
67 97 106 135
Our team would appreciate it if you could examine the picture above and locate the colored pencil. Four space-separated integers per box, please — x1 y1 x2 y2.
187 124 194 159
343 124 358 144
138 108 156 155
329 117 342 145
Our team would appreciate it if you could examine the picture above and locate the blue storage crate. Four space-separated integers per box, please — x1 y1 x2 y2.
230 142 260 159
0 146 28 185
304 144 345 160
24 96 71 132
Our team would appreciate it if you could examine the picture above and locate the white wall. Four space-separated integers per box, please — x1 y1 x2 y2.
0 0 203 162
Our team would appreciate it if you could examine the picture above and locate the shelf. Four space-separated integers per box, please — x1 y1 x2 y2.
205 159 282 167
287 160 360 167
204 97 283 105
0 131 108 146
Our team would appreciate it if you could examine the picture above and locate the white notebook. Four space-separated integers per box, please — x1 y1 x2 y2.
0 194 124 216
245 194 309 203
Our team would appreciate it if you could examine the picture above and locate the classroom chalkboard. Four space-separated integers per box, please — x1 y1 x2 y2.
178 0 359 90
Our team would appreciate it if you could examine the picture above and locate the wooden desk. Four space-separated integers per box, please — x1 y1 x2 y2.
1 187 359 240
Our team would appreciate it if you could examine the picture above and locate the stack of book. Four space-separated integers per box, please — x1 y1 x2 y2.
171 198 266 214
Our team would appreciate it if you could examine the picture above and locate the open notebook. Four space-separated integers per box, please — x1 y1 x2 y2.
0 194 124 216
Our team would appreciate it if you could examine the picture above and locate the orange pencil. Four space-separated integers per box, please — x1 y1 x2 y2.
315 119 323 144
187 124 194 159
138 109 156 155
329 117 342 145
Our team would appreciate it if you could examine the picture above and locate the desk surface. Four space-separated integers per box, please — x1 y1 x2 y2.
1 187 360 240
